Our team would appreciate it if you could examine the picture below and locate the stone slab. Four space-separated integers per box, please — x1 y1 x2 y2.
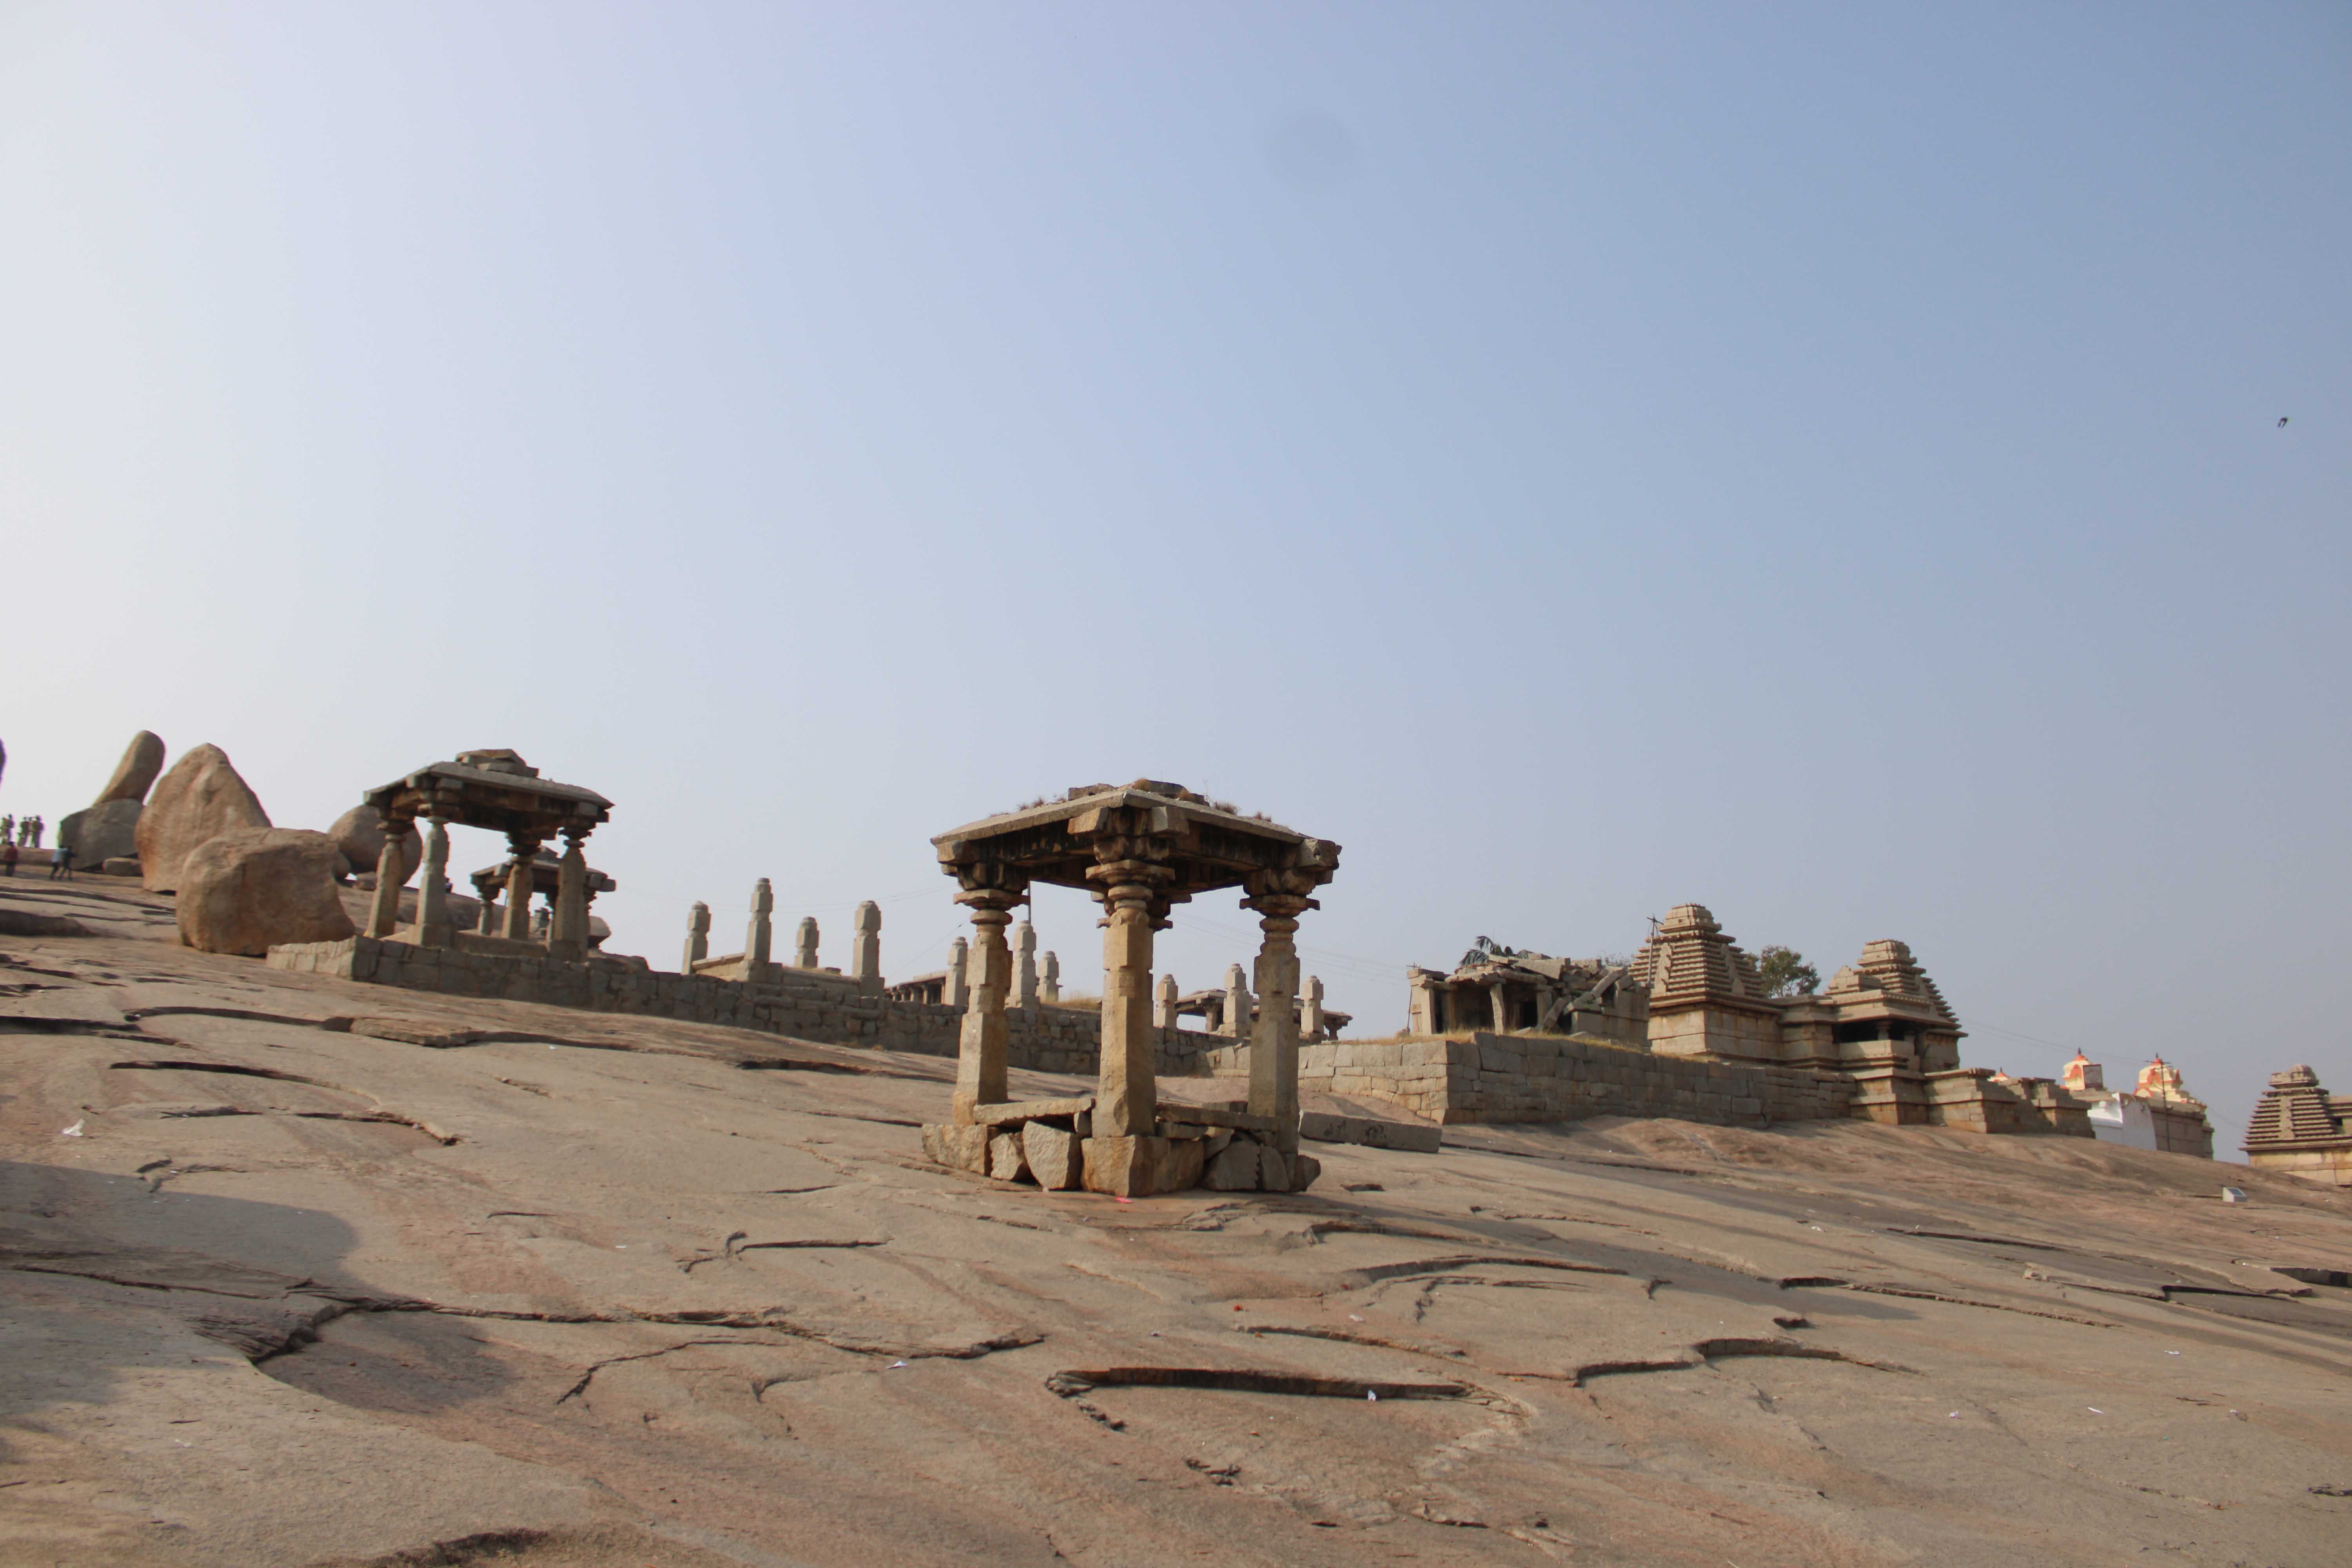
1298 1108 1443 1153
971 1096 1095 1126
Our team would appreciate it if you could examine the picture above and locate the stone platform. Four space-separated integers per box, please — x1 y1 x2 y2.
920 1094 1318 1198
265 933 1205 1076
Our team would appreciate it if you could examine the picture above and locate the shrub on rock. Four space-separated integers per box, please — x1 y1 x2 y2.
176 829 356 956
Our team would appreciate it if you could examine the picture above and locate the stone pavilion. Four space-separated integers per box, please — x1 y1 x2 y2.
921 780 1339 1197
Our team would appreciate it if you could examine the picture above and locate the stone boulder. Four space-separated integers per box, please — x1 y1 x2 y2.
176 829 356 956
138 744 270 893
56 799 143 867
94 731 166 805
326 804 421 888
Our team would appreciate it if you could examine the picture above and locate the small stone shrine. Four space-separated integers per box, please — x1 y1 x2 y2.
920 780 1339 1198
469 850 616 947
358 750 612 960
2244 1065 2352 1186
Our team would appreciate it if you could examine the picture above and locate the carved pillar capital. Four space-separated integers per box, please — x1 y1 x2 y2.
953 860 1029 916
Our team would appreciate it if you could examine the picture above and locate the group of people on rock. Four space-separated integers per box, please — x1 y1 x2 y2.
0 815 73 879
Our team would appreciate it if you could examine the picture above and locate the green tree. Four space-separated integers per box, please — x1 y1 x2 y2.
1459 935 1526 968
1755 945 1820 998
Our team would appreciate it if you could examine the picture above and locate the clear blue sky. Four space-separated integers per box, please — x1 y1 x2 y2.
4 3 2345 1156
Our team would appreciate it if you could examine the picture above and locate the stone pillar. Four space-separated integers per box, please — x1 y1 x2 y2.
1488 980 1510 1034
1155 972 1180 1029
1301 974 1325 1040
1040 950 1060 1005
745 879 775 977
795 917 820 969
951 878 1024 1124
1014 920 1038 1010
1224 964 1253 1040
683 902 711 973
946 936 969 1009
1090 855 1169 1139
406 817 454 948
548 831 589 962
501 839 540 942
365 817 410 939
852 900 882 995
1245 894 1311 1154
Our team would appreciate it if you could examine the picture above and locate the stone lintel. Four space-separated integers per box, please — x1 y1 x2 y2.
970 1096 1096 1125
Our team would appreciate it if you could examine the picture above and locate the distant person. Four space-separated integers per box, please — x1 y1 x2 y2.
26 816 43 848
49 843 73 880
2 839 16 876
2 815 13 845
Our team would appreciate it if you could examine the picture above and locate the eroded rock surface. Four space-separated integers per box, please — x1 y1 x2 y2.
1 876 2348 1568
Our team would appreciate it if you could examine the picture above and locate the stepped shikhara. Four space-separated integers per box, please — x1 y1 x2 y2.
2244 1065 2352 1186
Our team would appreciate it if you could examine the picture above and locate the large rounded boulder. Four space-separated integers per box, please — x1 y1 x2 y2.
176 829 356 956
138 744 270 892
57 799 144 867
325 804 421 886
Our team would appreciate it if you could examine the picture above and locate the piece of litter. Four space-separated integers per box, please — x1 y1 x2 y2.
2221 1187 2247 1203
1366 1390 1378 1401
60 1120 83 1137
1114 1196 1131 1204
889 1361 908 1369
2087 1408 2104 1415
1948 1412 1961 1419
1348 1315 1365 1323
1149 1331 1160 1337
2166 1350 2181 1356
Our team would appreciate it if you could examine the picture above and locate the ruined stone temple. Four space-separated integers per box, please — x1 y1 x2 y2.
920 780 1339 1198
2243 1064 2352 1186
1406 948 1648 1044
2064 1052 2217 1157
1376 903 2103 1137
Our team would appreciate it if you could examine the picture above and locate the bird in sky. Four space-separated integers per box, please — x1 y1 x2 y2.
2278 416 2290 427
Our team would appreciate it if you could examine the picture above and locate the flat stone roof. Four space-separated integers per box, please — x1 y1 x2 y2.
933 780 1336 900
363 754 612 839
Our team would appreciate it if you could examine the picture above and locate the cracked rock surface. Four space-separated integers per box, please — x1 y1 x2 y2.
3 876 2350 1566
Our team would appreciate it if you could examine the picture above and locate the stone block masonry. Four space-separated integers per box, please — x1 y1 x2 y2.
267 935 1204 1077
1205 1030 1855 1127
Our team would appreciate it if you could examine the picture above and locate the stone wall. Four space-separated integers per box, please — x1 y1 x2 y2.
1201 1030 1855 1127
266 936 1204 1077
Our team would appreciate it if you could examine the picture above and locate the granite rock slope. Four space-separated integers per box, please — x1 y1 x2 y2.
1 877 2348 1568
